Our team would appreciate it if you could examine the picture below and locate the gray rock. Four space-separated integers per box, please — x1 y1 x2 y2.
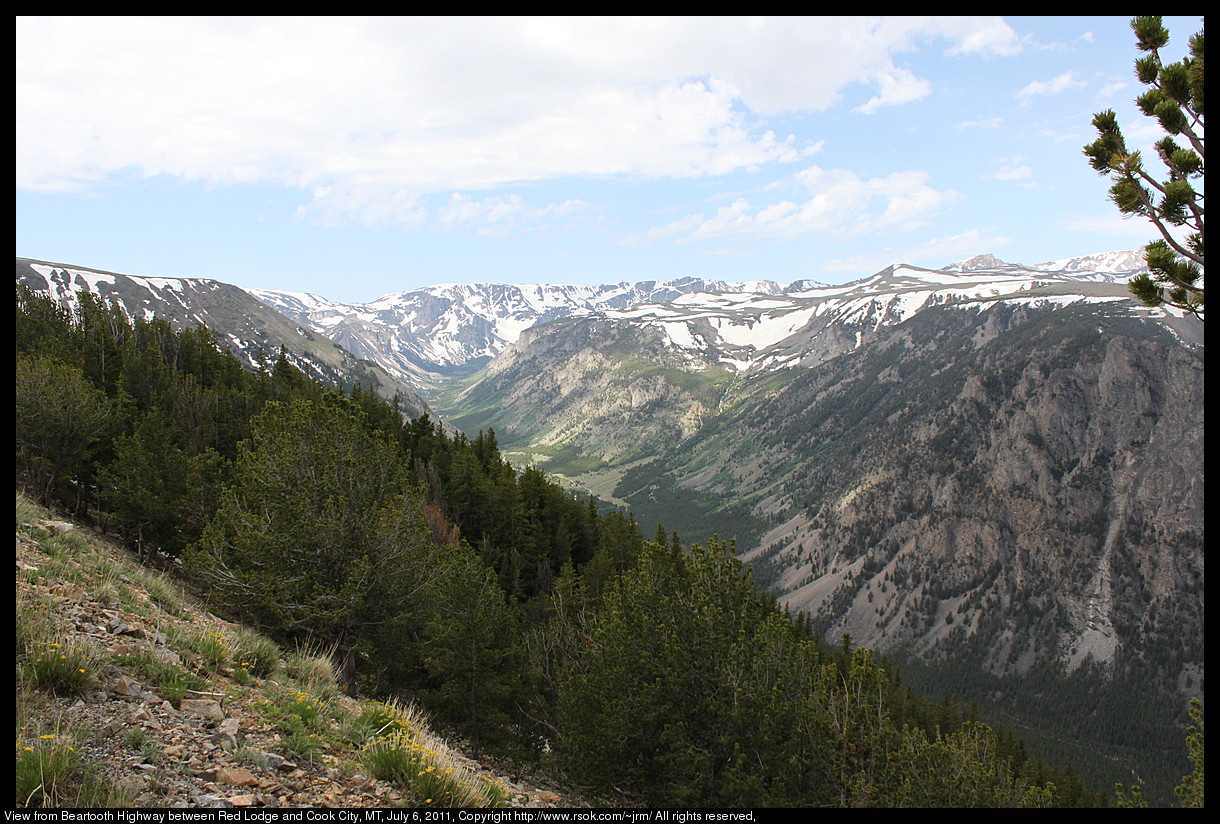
178 698 224 720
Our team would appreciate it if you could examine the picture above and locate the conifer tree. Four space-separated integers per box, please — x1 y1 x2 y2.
15 355 114 509
97 410 188 553
1084 16 1204 320
418 556 536 753
185 397 441 691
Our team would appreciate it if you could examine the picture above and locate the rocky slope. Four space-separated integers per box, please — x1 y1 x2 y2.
444 317 732 486
733 301 1204 680
15 493 581 809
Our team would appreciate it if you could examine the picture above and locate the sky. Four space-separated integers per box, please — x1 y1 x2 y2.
15 16 1203 304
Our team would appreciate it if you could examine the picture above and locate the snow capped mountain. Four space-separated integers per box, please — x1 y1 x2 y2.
942 253 1023 273
1028 248 1150 278
244 249 1173 394
15 258 437 419
20 260 223 325
247 277 798 389
590 259 1159 375
946 248 1150 281
18 249 1175 402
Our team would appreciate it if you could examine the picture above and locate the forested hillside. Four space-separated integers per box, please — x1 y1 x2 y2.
17 285 1200 807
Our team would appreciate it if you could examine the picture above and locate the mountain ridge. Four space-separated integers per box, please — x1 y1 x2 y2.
244 248 1171 395
15 257 435 421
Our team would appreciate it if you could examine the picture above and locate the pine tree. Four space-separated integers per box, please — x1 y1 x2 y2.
16 355 115 510
418 556 536 753
1084 16 1204 320
557 538 834 806
97 410 189 553
184 397 440 691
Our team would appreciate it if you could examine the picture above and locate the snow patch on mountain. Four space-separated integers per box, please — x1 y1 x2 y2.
241 251 1165 391
946 249 1149 281
1029 248 1149 277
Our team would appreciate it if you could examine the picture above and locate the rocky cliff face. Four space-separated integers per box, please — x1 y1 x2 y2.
734 303 1203 687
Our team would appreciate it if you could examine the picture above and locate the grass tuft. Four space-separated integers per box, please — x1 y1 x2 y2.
15 713 129 808
189 628 231 673
16 491 47 529
284 645 342 699
21 638 97 696
359 700 508 807
231 627 282 679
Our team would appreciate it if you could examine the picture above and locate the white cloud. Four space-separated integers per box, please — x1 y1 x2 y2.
955 117 1005 130
626 165 961 246
854 67 932 114
989 156 1035 185
1123 117 1174 146
435 193 588 236
936 18 1024 57
993 166 1032 181
1015 70 1087 105
16 16 1022 227
293 187 428 230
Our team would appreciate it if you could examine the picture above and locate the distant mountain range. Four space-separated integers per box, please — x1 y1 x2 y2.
243 248 1183 395
246 276 806 389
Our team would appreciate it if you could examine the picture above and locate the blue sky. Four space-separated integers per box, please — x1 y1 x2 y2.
16 16 1202 304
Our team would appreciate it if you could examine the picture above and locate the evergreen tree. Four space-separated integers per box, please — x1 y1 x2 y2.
15 355 114 510
184 397 441 691
557 538 835 806
97 409 189 554
417 556 537 753
1084 16 1204 319
16 284 82 364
